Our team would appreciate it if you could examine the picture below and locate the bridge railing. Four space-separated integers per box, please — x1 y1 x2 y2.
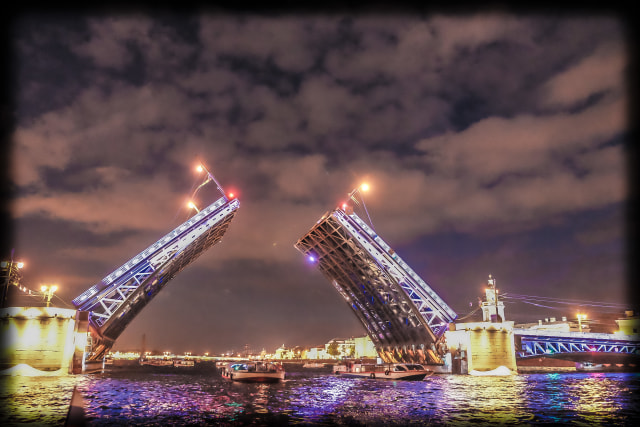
515 329 640 357
334 209 457 336
73 196 231 308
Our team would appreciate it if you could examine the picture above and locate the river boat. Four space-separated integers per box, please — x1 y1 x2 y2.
302 362 326 368
140 358 174 367
174 359 195 368
335 362 433 381
220 361 285 383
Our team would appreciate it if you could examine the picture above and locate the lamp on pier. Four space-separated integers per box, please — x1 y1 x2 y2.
41 284 58 307
1 251 26 308
577 313 587 333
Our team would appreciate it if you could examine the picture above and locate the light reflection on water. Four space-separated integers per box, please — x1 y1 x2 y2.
1 366 639 426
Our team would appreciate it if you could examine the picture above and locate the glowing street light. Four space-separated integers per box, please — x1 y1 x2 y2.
348 182 371 199
41 284 58 307
344 182 375 228
577 313 587 333
194 161 227 199
187 201 200 213
1 252 26 308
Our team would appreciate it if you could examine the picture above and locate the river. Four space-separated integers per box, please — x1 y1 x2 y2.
1 363 639 426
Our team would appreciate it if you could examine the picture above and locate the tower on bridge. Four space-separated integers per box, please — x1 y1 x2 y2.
295 185 457 365
481 274 505 322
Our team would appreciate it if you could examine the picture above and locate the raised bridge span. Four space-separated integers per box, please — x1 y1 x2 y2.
295 188 638 366
72 165 239 362
295 192 457 365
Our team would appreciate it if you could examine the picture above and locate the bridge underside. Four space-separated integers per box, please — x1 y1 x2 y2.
296 211 445 365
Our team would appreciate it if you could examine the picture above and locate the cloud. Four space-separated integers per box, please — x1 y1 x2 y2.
540 41 627 108
72 16 154 70
198 15 320 73
416 95 625 184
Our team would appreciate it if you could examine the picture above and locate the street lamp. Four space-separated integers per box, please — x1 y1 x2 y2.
41 284 58 307
194 161 226 199
1 251 26 308
187 201 200 213
577 313 587 332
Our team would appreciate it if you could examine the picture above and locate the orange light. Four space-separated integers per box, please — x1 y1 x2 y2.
196 165 204 173
187 201 200 213
228 193 235 199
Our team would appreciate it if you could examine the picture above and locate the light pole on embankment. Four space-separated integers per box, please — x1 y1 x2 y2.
1 249 25 308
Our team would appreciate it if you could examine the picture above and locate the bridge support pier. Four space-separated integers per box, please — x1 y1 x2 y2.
0 307 85 374
445 321 517 374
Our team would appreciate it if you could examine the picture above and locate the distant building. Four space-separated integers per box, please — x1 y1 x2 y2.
274 344 295 359
352 335 377 358
305 346 329 359
615 311 640 336
515 316 591 333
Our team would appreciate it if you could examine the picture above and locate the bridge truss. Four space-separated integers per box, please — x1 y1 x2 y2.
515 330 640 361
73 169 239 362
295 201 457 365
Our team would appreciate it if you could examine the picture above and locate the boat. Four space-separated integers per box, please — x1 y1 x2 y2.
174 359 195 368
302 362 326 368
220 361 285 383
140 358 174 367
335 362 433 381
576 362 607 372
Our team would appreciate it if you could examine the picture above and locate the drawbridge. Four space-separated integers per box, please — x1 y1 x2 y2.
295 187 457 364
73 164 239 362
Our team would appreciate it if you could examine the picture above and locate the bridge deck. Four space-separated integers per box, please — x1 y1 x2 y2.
296 207 456 364
73 196 239 361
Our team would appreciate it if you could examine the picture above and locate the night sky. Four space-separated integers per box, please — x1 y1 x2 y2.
2 10 636 355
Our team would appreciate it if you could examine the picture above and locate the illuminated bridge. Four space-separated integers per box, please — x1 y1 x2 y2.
295 189 457 365
295 187 638 367
73 165 239 362
515 329 640 364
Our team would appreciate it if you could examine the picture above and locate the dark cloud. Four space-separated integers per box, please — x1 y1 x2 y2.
7 12 631 354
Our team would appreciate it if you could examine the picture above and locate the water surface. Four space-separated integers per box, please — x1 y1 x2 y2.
1 364 639 425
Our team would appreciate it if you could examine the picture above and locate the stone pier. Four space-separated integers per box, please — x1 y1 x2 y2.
445 321 517 374
0 307 89 374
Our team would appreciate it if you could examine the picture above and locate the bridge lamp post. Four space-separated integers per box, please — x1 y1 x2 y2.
0 249 24 308
187 201 200 213
346 182 370 199
195 161 227 198
577 313 587 332
1 256 25 308
40 284 58 307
